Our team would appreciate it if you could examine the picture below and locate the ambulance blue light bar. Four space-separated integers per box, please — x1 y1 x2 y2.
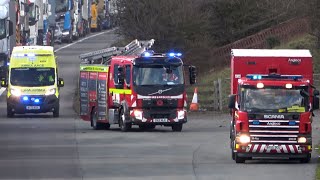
12 53 36 57
246 74 303 80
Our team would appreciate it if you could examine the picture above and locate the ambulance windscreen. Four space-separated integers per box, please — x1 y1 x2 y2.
10 68 55 87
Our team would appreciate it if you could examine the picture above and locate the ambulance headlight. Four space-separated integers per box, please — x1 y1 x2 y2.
238 134 251 144
133 109 143 120
45 88 56 96
10 88 21 97
177 110 185 119
298 137 307 143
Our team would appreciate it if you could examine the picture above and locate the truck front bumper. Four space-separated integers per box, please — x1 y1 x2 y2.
235 143 312 158
130 108 187 125
7 95 59 114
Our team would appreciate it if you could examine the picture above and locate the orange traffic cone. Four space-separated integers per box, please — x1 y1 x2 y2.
189 87 199 111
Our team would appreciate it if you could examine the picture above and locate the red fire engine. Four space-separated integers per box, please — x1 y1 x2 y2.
228 49 319 163
79 40 196 132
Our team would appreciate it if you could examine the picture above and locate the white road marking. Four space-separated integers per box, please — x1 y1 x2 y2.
0 87 5 96
0 29 116 96
54 29 116 53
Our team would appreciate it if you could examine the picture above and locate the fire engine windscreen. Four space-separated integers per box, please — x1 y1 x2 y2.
10 68 55 86
133 65 184 86
240 87 308 113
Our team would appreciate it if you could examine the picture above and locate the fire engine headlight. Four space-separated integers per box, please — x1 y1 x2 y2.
177 110 185 119
133 109 143 120
10 88 21 97
45 88 56 96
238 134 251 144
298 137 307 143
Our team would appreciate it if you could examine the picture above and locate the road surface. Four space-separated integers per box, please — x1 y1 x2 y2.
0 29 319 180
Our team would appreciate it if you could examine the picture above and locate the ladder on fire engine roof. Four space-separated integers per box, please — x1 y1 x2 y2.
79 39 155 64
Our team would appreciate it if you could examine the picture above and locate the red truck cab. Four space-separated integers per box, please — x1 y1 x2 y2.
228 49 319 163
79 52 197 132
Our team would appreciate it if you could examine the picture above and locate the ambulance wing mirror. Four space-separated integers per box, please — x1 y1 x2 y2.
1 78 7 87
228 94 236 109
189 66 196 85
58 78 64 87
117 66 124 84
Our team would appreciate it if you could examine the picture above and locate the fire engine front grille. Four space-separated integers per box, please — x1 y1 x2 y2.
248 114 300 143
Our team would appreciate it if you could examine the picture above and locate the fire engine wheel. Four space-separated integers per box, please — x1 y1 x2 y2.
300 154 311 163
172 124 183 132
119 109 131 132
91 109 107 130
231 141 236 160
235 153 246 163
7 106 14 118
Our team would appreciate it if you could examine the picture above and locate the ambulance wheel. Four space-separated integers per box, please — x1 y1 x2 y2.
172 124 183 132
91 108 104 130
119 109 131 132
300 154 311 163
235 153 246 163
53 106 60 118
7 106 14 118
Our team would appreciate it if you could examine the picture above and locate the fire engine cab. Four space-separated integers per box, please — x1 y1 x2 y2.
228 49 319 163
79 39 196 132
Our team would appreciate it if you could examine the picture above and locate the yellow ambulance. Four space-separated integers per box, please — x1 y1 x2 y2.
1 46 64 117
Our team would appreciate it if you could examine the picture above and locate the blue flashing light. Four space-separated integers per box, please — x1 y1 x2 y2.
168 52 183 57
143 52 151 57
34 99 40 103
252 120 260 125
169 52 175 57
13 53 36 58
7 62 9 66
246 74 303 80
22 96 29 101
289 121 296 126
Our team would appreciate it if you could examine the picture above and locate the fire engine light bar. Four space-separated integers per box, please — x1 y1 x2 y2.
168 52 182 57
247 74 303 80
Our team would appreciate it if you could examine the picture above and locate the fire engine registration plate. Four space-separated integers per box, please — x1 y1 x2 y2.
265 145 282 150
26 106 40 110
153 118 168 122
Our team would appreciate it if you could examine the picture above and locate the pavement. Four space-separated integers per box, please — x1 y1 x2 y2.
0 29 319 180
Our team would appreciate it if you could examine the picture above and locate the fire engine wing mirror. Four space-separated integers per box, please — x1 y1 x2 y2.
189 66 197 85
228 94 236 109
313 97 319 110
1 78 8 87
8 20 13 37
117 66 124 84
313 89 319 96
58 78 64 87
